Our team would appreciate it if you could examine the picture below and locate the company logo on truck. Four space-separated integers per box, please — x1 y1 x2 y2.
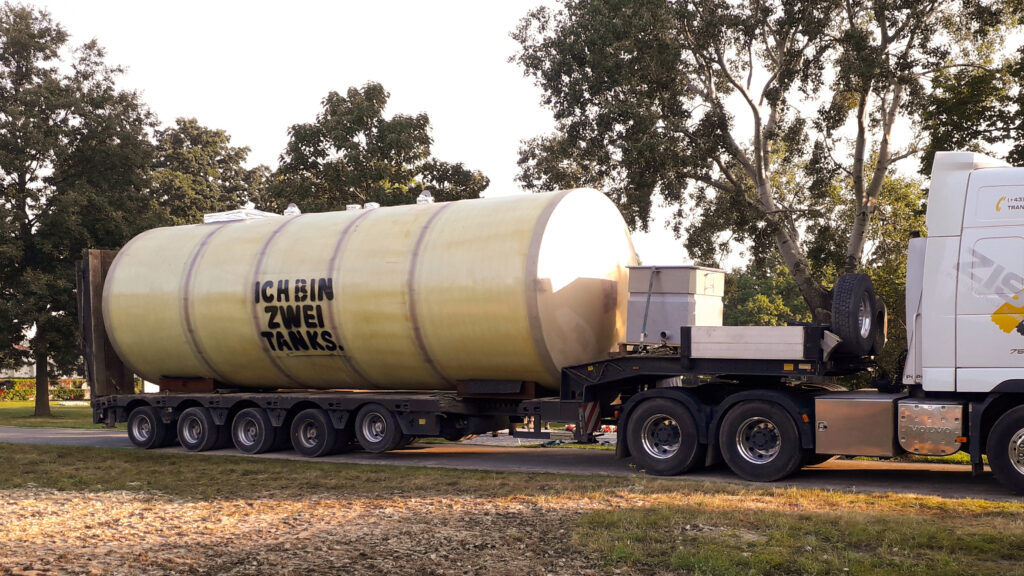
968 247 1024 336
254 278 341 354
995 195 1024 213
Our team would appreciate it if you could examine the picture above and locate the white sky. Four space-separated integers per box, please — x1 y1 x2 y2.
36 0 688 266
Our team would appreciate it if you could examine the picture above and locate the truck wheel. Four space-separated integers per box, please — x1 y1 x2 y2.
231 408 278 454
177 407 223 452
986 406 1024 494
290 409 346 458
127 406 169 449
831 274 877 356
354 403 405 453
626 398 705 476
719 401 803 482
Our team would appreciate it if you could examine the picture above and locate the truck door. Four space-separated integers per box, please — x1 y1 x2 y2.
956 168 1024 392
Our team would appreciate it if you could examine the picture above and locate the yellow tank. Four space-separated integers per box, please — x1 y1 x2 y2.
102 190 637 391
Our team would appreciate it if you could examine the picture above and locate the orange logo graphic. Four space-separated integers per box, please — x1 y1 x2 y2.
997 196 1007 212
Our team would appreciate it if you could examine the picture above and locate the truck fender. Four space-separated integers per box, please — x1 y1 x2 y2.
615 388 711 460
708 390 815 457
970 388 1024 469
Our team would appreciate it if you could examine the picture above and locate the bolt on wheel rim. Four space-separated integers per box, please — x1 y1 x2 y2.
362 413 387 443
181 417 203 445
736 417 781 464
297 421 320 449
858 294 872 339
1009 429 1024 476
640 414 681 459
238 417 258 446
131 416 152 442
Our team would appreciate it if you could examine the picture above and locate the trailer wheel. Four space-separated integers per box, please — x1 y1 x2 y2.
290 409 348 458
177 407 222 452
831 273 877 356
626 398 705 476
127 406 170 449
719 401 803 482
986 406 1024 494
354 403 405 453
231 408 278 454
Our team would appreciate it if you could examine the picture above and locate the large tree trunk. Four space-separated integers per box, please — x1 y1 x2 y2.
33 336 50 418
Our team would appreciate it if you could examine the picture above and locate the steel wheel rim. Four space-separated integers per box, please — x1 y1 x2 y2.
237 417 258 447
640 414 681 460
362 413 387 443
181 416 203 445
1009 428 1024 475
131 415 152 442
858 294 873 339
736 417 781 464
297 420 321 449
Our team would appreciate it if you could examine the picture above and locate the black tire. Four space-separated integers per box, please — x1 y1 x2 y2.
719 401 803 482
986 406 1024 494
626 398 705 476
290 408 351 457
127 406 169 449
354 403 405 453
177 407 223 452
831 273 877 356
870 296 888 356
231 408 279 454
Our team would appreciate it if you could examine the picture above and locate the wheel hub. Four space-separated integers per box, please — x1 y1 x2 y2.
640 414 681 460
736 417 781 464
362 413 387 443
1010 428 1024 476
298 421 320 448
131 416 152 442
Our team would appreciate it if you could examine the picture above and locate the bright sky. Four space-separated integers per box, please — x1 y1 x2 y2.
36 0 688 266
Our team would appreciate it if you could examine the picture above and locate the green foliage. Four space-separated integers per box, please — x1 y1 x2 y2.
0 3 160 415
0 380 34 401
270 82 489 213
152 117 264 225
723 263 811 327
513 0 1017 319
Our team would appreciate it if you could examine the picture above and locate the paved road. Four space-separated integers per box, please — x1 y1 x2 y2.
2 426 1020 502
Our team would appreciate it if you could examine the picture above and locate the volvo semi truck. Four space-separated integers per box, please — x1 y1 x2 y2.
77 151 1024 493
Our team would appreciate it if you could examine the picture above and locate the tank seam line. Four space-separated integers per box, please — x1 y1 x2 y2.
408 202 458 385
183 224 233 384
250 216 307 388
325 209 376 387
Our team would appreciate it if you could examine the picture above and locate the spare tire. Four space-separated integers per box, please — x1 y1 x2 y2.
831 274 877 356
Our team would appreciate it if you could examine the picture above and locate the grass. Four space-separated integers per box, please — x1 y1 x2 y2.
2 442 1023 575
0 401 112 429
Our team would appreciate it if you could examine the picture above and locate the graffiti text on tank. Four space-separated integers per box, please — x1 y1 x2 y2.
253 278 341 354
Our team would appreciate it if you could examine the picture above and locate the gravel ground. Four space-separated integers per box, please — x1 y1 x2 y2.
0 489 627 576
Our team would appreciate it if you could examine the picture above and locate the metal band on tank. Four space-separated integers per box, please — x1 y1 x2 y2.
524 190 573 380
407 202 457 385
324 209 375 387
182 224 233 384
248 216 306 388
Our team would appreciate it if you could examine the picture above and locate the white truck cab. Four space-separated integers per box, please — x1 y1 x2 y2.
904 152 1024 393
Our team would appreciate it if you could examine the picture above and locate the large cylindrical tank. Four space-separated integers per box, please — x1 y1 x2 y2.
103 190 637 391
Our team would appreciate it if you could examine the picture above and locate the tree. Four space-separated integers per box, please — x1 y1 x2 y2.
513 0 1014 321
152 117 260 225
270 82 488 213
0 4 159 416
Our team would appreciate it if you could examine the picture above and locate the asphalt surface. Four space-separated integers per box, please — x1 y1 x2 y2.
2 426 1021 502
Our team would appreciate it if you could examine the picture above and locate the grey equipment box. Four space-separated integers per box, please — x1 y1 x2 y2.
626 266 724 346
814 392 907 457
